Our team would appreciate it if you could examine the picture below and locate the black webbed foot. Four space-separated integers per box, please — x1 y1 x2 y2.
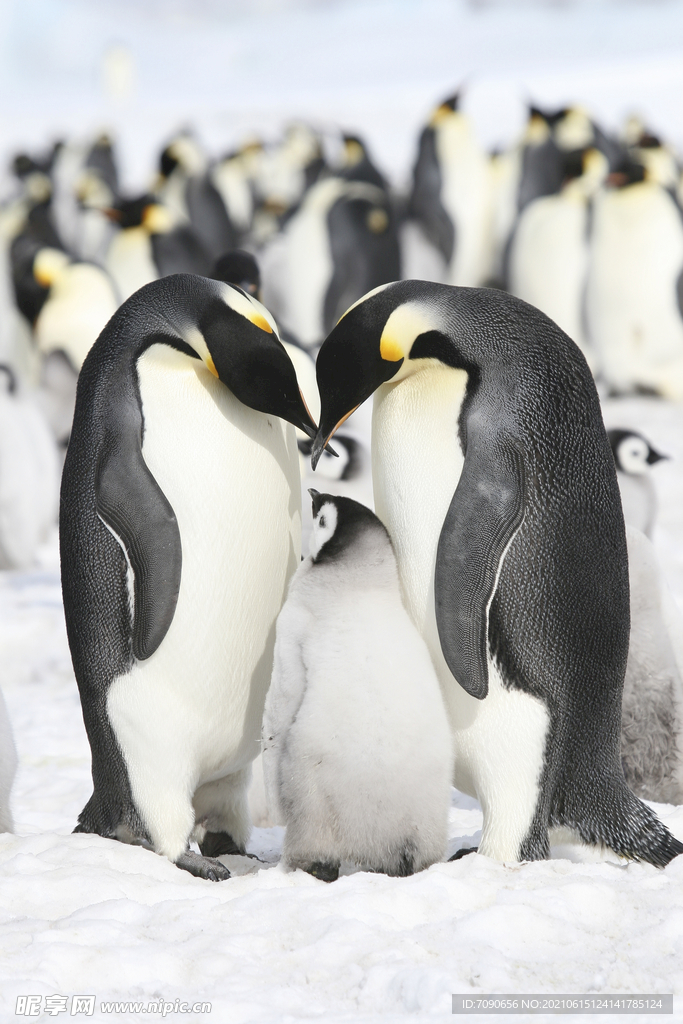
199 831 245 858
304 860 340 882
449 846 478 861
176 850 231 881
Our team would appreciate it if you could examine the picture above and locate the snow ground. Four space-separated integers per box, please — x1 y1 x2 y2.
1 396 683 1024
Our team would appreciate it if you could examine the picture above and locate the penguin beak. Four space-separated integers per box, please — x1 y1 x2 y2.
311 406 359 471
647 448 669 465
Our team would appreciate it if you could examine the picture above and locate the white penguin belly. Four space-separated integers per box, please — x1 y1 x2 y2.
372 364 549 859
107 344 301 849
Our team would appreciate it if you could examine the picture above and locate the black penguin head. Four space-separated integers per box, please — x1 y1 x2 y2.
308 489 390 564
606 156 646 189
312 282 467 468
608 429 668 475
212 250 261 299
195 282 318 438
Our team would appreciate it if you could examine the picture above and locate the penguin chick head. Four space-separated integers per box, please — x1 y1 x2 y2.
307 489 394 572
312 282 461 468
196 281 318 438
608 429 668 475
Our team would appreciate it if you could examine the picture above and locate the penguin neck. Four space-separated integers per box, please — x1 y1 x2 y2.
372 361 468 636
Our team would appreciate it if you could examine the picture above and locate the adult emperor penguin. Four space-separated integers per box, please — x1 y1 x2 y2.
61 274 318 880
312 280 683 867
263 491 452 880
585 157 683 398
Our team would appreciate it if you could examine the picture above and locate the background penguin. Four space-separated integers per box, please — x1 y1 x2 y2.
508 147 607 373
60 273 318 880
621 525 683 805
0 364 59 569
0 683 17 833
260 175 400 348
407 94 493 288
608 428 667 538
105 195 212 301
585 156 683 398
32 247 119 371
262 490 452 881
312 279 682 867
156 133 238 261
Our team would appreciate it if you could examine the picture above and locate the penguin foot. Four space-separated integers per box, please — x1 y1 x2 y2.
303 860 340 883
199 831 245 858
449 846 478 861
175 850 231 881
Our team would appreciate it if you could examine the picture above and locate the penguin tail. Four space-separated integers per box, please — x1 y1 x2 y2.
552 775 683 868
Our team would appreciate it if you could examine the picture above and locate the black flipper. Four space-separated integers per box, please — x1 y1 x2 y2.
435 440 526 699
95 394 182 662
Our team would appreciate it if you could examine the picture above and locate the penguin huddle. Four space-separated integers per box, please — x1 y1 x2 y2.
2 102 683 881
52 275 682 880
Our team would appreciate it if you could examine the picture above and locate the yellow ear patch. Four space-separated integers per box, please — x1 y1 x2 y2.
206 354 219 378
379 301 440 364
249 312 273 334
379 335 404 362
221 283 279 335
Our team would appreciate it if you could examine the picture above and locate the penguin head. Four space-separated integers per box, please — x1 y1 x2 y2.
108 195 175 233
608 429 668 475
429 93 460 127
307 489 392 566
312 282 466 468
33 247 70 289
212 250 261 299
192 281 318 438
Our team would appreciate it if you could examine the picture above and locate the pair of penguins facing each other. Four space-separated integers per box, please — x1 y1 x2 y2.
60 275 683 882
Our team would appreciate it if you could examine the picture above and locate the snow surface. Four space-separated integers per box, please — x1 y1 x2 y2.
1 397 683 1024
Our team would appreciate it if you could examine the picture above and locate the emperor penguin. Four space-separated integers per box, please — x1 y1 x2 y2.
156 133 237 260
608 429 667 539
311 280 683 867
621 525 683 805
508 147 608 373
105 196 211 302
260 175 400 349
262 491 452 881
585 157 683 399
408 94 493 288
60 274 318 880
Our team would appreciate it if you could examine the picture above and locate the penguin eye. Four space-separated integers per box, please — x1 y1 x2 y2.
318 515 326 528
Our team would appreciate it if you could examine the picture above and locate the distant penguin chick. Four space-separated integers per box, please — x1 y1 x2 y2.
0 684 17 833
0 364 59 569
621 526 683 804
608 429 668 538
263 491 453 882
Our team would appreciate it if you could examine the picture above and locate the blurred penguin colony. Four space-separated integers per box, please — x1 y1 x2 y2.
1 92 683 574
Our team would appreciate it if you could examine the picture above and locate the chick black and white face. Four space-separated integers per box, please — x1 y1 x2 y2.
616 435 650 475
309 494 339 560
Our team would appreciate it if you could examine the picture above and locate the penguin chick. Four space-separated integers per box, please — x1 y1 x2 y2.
0 684 17 833
608 428 668 539
621 525 683 804
263 491 453 881
0 364 59 569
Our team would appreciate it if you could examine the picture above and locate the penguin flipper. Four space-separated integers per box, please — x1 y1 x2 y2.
95 434 182 661
435 441 526 700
